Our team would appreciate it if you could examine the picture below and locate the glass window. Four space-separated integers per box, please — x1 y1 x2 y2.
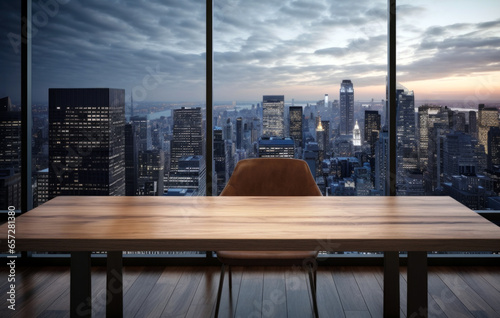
213 0 388 196
0 1 22 212
397 0 500 211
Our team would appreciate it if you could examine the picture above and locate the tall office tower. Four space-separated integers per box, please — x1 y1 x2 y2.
213 127 226 195
125 123 138 196
169 107 202 189
236 117 243 149
262 95 285 137
130 115 150 152
258 137 294 158
488 127 500 170
0 169 20 210
289 106 303 149
225 140 235 182
418 105 441 170
425 122 450 193
35 168 49 207
49 88 125 197
0 96 21 171
396 84 417 188
453 112 466 132
478 104 499 154
168 155 206 196
352 121 361 146
364 110 381 156
443 132 478 183
321 120 330 155
469 111 478 139
375 130 389 195
224 118 233 141
316 120 325 164
339 80 354 135
137 150 164 196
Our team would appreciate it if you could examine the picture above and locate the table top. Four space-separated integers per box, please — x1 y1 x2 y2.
1 196 500 252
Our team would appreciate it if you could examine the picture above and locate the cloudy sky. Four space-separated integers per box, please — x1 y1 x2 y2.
1 0 499 104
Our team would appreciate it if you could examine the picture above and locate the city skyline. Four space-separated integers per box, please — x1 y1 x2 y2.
1 1 500 103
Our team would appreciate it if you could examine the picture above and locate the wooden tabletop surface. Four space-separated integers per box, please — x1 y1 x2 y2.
1 196 499 252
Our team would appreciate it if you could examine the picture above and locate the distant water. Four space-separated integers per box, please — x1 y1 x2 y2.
148 109 172 120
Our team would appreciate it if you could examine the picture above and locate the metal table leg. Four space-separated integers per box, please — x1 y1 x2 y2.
407 251 428 318
71 251 92 318
384 251 400 317
106 251 123 318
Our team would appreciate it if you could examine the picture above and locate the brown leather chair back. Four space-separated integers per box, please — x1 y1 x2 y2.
220 158 322 196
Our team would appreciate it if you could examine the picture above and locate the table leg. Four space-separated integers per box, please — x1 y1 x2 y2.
384 251 400 318
70 251 92 318
407 251 428 318
106 251 123 318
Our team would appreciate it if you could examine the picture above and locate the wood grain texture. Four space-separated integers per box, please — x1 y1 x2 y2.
1 196 499 252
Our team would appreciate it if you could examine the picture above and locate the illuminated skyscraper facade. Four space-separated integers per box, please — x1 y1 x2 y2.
262 95 285 137
289 106 303 149
48 88 125 198
478 104 499 154
339 80 354 135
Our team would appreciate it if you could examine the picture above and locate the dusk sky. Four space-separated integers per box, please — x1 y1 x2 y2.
1 0 499 104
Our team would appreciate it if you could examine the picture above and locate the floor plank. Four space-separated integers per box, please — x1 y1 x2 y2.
1 265 500 318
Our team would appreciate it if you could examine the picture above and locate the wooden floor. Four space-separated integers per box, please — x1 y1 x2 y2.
1 265 499 318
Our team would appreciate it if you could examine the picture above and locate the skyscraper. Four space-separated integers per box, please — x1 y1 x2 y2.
339 80 354 135
352 121 361 146
258 137 294 158
48 88 125 197
224 118 233 141
468 111 478 139
488 127 500 170
418 105 441 170
364 110 380 156
262 95 285 137
169 107 203 190
289 106 303 149
124 123 138 195
0 96 21 171
236 117 243 149
396 84 417 189
138 149 164 196
213 127 226 195
478 104 499 154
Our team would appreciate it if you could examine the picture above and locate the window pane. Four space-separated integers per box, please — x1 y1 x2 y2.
214 0 387 196
31 0 206 255
0 2 22 212
397 1 500 212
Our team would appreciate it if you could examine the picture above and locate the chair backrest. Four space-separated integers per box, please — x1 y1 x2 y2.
220 158 322 196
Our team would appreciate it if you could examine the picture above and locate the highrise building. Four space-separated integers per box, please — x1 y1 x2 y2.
453 112 466 132
262 95 285 137
35 168 49 207
125 123 138 195
138 150 164 196
443 132 478 182
289 106 303 149
168 155 206 196
236 117 243 149
258 137 294 158
213 127 226 195
469 111 478 139
169 107 202 190
418 105 441 170
478 104 499 154
48 88 125 197
339 80 354 135
364 110 380 156
488 127 500 170
352 121 361 146
396 84 417 189
321 120 330 155
224 118 233 141
375 129 389 195
130 115 150 152
0 96 21 171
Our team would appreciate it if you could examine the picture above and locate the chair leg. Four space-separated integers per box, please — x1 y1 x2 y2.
307 265 319 318
214 264 226 318
228 265 232 290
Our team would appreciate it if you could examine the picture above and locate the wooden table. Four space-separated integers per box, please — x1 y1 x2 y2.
2 196 500 317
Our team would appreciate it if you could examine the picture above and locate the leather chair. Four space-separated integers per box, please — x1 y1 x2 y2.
214 158 322 318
